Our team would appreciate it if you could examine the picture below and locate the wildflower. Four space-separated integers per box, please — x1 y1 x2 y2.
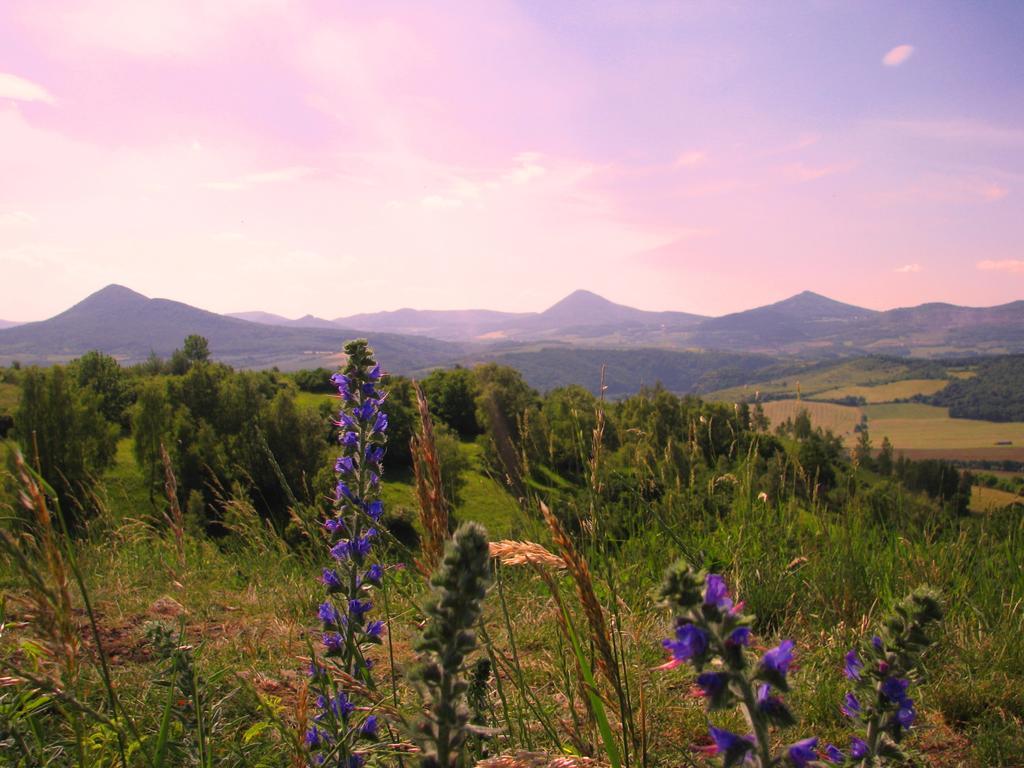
359 715 378 738
663 623 708 663
786 737 818 767
841 691 862 719
322 568 342 592
709 726 754 759
850 737 869 760
824 744 845 763
695 671 729 699
305 725 325 748
704 574 733 611
897 700 916 728
880 677 910 704
726 626 751 646
761 640 795 675
318 602 340 627
844 649 863 680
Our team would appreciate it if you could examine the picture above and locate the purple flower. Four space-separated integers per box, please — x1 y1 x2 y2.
365 500 384 521
359 715 378 738
695 671 728 698
726 626 751 646
704 574 733 611
757 683 788 718
322 568 342 591
318 601 340 626
372 412 388 434
761 639 795 675
786 737 818 768
872 635 884 650
897 700 916 728
850 737 869 760
335 412 357 431
341 431 359 447
349 598 373 618
881 677 910 704
330 539 353 561
662 623 708 663
841 691 862 719
335 456 355 474
363 564 383 584
322 632 344 654
324 517 345 535
365 620 384 639
367 364 381 381
354 401 376 422
305 725 325 747
709 726 754 757
365 446 385 465
824 744 844 763
844 649 863 680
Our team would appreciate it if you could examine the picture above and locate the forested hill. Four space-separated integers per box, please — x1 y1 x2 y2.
925 355 1024 421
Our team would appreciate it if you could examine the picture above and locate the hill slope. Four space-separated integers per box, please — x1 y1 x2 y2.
0 285 464 372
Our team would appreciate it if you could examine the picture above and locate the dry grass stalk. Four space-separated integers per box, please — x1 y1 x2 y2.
539 502 621 698
160 442 185 570
410 381 449 577
489 540 566 570
10 450 79 678
477 752 600 768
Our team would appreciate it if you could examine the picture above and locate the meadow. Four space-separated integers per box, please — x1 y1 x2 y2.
1 350 1023 767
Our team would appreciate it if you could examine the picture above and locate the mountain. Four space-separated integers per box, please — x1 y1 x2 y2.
335 307 528 341
0 320 21 330
226 310 340 329
335 289 707 342
0 284 464 372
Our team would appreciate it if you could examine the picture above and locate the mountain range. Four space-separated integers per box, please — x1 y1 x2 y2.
1 285 1022 392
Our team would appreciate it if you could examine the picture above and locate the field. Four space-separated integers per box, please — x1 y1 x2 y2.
760 399 863 440
810 378 949 403
0 381 19 413
970 485 1024 512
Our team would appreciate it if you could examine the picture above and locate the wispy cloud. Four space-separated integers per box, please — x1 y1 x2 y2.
202 166 313 191
0 210 37 227
977 259 1024 274
0 72 55 104
782 162 855 182
894 263 922 273
882 44 914 66
674 150 707 168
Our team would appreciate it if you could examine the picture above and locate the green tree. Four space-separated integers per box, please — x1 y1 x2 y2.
132 378 173 502
422 367 480 437
16 366 118 520
183 334 211 364
69 350 133 430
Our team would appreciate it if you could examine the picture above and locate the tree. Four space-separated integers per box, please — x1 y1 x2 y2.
133 378 173 502
421 367 480 437
16 366 118 521
853 427 874 470
69 350 132 430
183 334 211 364
877 437 894 476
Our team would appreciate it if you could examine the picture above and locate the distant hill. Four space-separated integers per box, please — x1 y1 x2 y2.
470 345 782 397
226 310 340 329
0 284 465 372
0 320 21 330
335 307 529 341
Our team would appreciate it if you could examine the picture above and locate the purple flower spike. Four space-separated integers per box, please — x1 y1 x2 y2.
359 715 378 737
726 626 751 646
786 737 818 768
841 691 862 719
897 700 916 728
695 671 728 698
709 726 754 757
881 677 910 704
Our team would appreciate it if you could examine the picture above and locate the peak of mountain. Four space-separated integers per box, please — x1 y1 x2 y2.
228 311 339 329
66 284 150 313
764 291 877 319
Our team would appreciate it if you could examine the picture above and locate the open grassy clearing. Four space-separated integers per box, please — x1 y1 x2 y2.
869 416 1024 450
863 403 950 420
810 378 949 403
0 381 18 413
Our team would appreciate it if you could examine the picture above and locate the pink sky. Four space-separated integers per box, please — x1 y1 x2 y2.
1 1 1022 321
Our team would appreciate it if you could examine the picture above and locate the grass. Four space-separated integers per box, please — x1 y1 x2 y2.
810 378 949 403
0 381 18 413
869 415 1024 450
862 403 949 420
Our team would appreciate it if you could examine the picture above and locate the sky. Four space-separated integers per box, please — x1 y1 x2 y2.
1 0 1023 321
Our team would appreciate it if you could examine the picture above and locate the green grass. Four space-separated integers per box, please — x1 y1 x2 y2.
869 414 1024 450
970 485 1023 513
862 403 950 420
810 378 949 403
0 381 18 413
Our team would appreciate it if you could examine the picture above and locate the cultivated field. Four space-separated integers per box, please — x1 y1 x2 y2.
810 378 949 403
970 485 1024 512
760 399 863 440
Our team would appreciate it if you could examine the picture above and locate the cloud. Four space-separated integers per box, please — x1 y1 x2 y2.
503 152 547 184
420 194 463 210
0 72 55 104
782 162 854 182
0 210 37 228
202 166 313 191
894 263 922 273
882 45 914 67
674 150 707 168
977 259 1024 274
